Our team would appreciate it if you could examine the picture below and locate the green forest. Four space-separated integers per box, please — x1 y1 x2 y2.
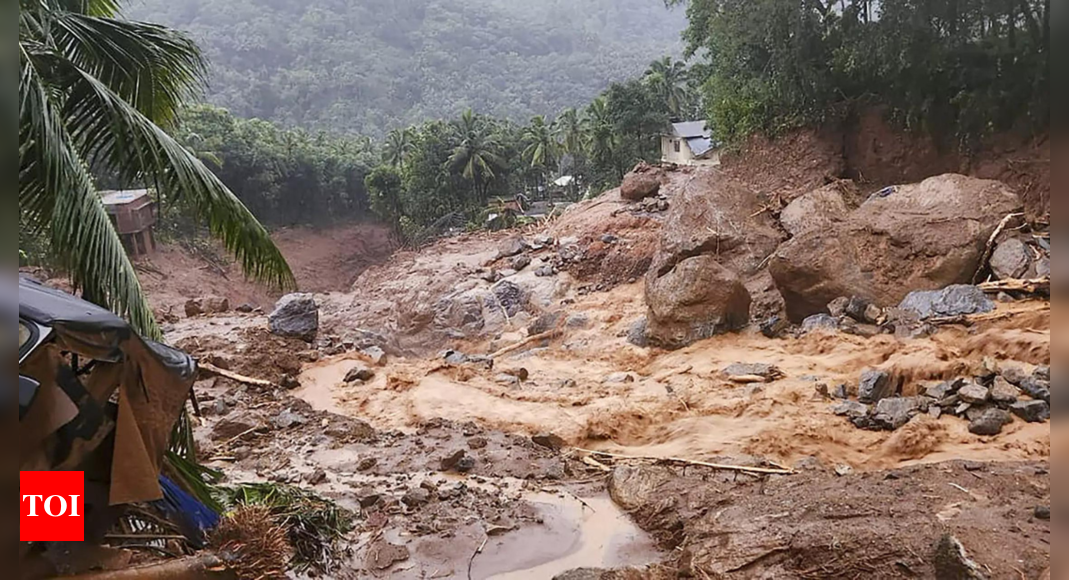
125 0 687 137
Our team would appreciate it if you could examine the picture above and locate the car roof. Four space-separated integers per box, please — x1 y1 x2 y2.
18 275 130 333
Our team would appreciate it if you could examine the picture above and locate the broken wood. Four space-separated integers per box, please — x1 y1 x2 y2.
198 362 274 387
573 447 794 475
59 554 235 580
972 212 1023 283
489 329 563 359
977 276 1050 295
726 374 772 384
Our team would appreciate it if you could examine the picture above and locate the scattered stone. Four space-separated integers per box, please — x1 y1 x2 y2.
497 237 528 259
553 569 608 580
467 436 488 450
510 254 532 271
874 397 923 430
599 233 618 244
1033 365 1050 382
273 409 306 429
357 457 378 471
559 378 577 389
235 302 255 313
492 280 525 317
954 402 972 416
499 268 518 278
305 468 327 485
280 374 301 390
844 296 876 323
535 265 556 277
358 491 382 508
989 237 1032 280
211 398 231 416
858 370 894 404
965 404 992 422
626 318 649 347
898 285 995 320
603 372 635 384
565 313 590 328
827 297 850 318
995 291 1015 303
1034 505 1051 521
494 373 521 386
366 538 410 570
802 313 839 332
211 419 256 441
268 293 319 341
528 311 563 335
926 379 964 400
531 234 554 248
455 455 476 472
933 535 987 580
361 346 388 366
722 362 782 382
968 408 1012 436
814 383 830 398
1018 377 1051 403
929 406 943 419
344 365 375 383
184 299 203 318
480 269 500 283
402 487 431 507
532 433 566 451
957 383 990 404
620 163 663 201
989 377 1021 405
1010 400 1050 423
832 400 870 420
501 367 529 381
833 384 849 399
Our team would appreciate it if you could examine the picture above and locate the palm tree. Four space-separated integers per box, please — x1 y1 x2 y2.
383 127 413 167
19 0 294 338
554 108 586 157
644 56 689 117
448 110 504 206
521 115 559 174
584 97 618 165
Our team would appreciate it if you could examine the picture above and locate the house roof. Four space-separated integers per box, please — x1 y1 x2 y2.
670 121 719 157
100 189 151 207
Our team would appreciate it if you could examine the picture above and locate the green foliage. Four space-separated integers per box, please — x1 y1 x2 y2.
125 0 686 137
364 165 404 237
671 0 1050 147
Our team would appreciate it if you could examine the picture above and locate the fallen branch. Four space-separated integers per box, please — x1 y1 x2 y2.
972 212 1023 283
199 362 274 387
727 374 772 384
489 329 563 359
59 554 234 580
977 276 1050 295
573 447 793 475
466 535 488 580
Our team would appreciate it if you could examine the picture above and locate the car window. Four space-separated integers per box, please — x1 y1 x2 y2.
19 321 31 351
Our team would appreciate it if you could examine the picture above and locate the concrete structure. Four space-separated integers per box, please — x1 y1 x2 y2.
661 121 721 166
101 189 158 257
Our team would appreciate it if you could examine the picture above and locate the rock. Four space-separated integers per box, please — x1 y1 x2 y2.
1035 256 1050 277
626 318 649 347
827 296 850 318
467 436 488 450
344 365 375 383
929 406 943 419
440 450 475 472
497 236 528 259
607 466 674 511
998 365 1028 386
494 373 520 386
357 457 378 471
874 397 923 430
184 299 202 318
989 377 1021 405
210 399 231 416
933 535 987 580
722 362 782 382
898 285 995 320
305 468 327 485
528 311 563 335
603 372 634 384
565 313 590 328
535 265 556 277
968 408 1012 435
510 254 532 271
1017 377 1050 403
832 400 870 420
480 269 500 283
802 313 839 332
840 319 881 337
235 302 255 313
620 163 663 201
759 315 788 338
965 404 992 422
1034 505 1051 520
1009 400 1049 422
280 374 301 390
858 370 895 404
644 255 752 349
989 237 1032 280
269 293 319 341
957 383 990 404
273 409 306 429
492 280 525 317
559 378 577 389
953 402 972 416
499 268 517 278
358 491 382 508
771 174 1021 321
844 296 877 323
926 379 964 400
833 384 849 399
532 433 566 451
779 181 857 237
361 346 388 366
531 233 554 248
402 487 432 507
1033 365 1050 381
211 418 256 441
552 569 608 580
366 538 410 570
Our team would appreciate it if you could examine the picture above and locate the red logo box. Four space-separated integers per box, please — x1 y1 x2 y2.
20 471 85 542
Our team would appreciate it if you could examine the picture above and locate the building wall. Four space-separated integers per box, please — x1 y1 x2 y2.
661 136 721 166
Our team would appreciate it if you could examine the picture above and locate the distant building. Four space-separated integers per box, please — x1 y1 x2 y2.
101 189 158 257
661 121 721 166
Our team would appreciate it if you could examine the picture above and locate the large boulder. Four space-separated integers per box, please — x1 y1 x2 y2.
620 163 664 201
989 237 1032 280
645 255 751 349
770 174 1022 321
779 180 860 237
269 293 319 341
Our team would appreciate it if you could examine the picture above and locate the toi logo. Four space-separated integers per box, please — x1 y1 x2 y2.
20 471 85 542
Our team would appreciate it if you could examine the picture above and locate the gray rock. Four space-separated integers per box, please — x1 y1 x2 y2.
760 315 788 338
1035 256 1050 277
827 297 850 318
968 408 1012 435
269 293 319 341
497 236 528 259
626 318 649 347
989 237 1031 280
361 346 388 367
874 397 923 430
858 369 895 404
345 365 375 383
565 313 590 328
603 372 635 384
494 373 521 386
211 399 231 416
954 402 972 416
402 487 432 507
528 311 563 335
532 433 566 450
898 285 995 320
235 302 255 313
510 254 532 271
492 281 525 317
844 296 876 323
933 535 987 580
965 404 993 422
832 400 870 420
1033 365 1050 382
929 406 943 419
833 384 849 399
600 233 618 244
802 313 840 332
1010 400 1050 423
926 378 964 400
999 365 1029 386
273 409 306 429
722 362 782 382
1034 505 1051 520
957 383 990 404
1018 377 1050 403
989 377 1021 405
499 268 518 278
553 568 608 580
535 265 556 277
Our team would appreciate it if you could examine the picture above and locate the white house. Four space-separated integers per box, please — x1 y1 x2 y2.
661 121 721 166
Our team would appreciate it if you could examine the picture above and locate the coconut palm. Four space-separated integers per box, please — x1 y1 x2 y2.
521 115 559 172
383 127 413 167
19 0 294 338
584 97 618 164
553 108 586 157
448 109 504 205
644 56 689 117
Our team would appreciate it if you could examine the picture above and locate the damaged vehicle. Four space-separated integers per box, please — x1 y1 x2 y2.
18 276 198 577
